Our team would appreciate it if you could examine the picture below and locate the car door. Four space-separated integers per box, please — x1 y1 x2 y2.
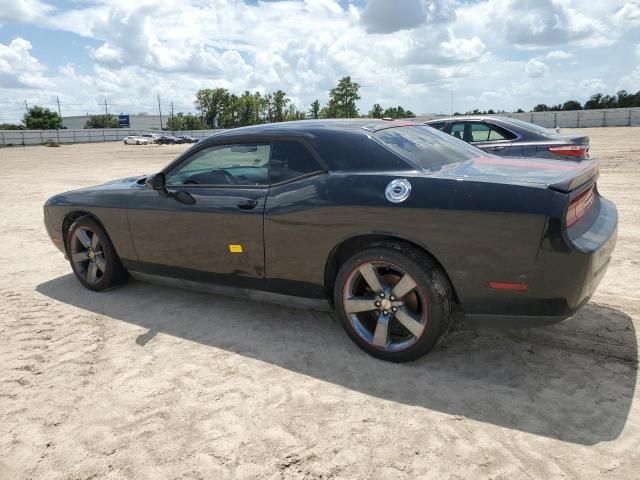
127 142 271 290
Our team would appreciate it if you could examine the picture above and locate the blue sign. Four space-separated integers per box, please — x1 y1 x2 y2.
118 114 130 128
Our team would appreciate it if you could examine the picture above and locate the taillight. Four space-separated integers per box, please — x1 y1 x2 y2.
549 145 587 157
566 186 595 228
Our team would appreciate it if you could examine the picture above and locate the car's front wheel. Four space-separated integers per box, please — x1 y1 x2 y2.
334 246 452 362
66 216 128 291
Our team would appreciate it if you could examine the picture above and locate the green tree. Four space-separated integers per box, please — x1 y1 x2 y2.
328 76 361 118
533 104 550 112
84 115 118 128
271 90 290 122
584 94 603 109
561 100 582 111
166 112 204 131
308 99 321 119
369 103 384 118
195 87 232 127
0 123 25 130
284 104 306 121
23 106 62 129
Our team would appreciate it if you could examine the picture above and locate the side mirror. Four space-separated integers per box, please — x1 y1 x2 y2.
145 173 166 190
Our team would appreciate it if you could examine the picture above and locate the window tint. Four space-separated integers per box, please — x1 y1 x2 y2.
449 122 511 143
427 122 446 131
470 123 492 142
375 125 482 171
312 131 411 172
270 141 323 183
450 123 464 140
166 143 270 186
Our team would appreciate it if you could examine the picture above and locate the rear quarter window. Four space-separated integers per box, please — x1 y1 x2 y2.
312 131 412 172
374 125 482 171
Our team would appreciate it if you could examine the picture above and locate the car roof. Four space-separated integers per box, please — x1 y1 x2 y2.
206 119 421 140
425 116 516 123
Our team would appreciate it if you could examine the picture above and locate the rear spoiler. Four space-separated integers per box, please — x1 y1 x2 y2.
548 160 599 193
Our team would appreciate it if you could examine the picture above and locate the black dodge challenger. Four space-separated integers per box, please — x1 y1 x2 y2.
44 120 617 362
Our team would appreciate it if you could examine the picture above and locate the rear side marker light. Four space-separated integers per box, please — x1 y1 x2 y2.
488 282 528 292
548 145 587 157
566 186 595 228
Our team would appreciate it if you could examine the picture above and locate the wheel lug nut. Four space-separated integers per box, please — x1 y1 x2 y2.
379 292 385 298
390 296 395 301
392 307 397 313
374 301 381 307
383 310 388 315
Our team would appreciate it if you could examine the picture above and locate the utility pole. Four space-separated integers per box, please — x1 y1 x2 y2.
24 100 29 115
157 93 163 131
170 100 175 131
451 93 454 116
56 96 62 118
104 97 109 126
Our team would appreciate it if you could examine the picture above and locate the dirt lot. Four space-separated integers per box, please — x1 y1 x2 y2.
1 128 639 479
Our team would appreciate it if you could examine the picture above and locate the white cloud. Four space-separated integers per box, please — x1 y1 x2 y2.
613 0 640 27
0 0 639 120
0 38 50 88
525 59 549 78
0 0 53 22
546 50 573 60
361 0 426 33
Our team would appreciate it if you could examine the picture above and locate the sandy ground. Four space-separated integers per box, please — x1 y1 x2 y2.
0 128 639 479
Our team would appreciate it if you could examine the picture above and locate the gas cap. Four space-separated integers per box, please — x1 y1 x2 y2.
385 179 411 203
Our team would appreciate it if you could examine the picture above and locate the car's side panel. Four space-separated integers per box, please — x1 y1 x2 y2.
44 181 142 261
264 173 551 312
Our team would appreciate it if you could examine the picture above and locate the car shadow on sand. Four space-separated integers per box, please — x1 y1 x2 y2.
37 274 637 446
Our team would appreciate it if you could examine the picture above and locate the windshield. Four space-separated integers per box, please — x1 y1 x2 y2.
501 117 552 134
374 125 483 171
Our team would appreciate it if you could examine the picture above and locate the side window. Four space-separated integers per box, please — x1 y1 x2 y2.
428 122 446 131
270 141 323 183
469 123 491 142
450 123 465 140
166 143 270 186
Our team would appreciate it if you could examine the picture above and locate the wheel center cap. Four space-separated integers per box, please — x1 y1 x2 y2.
88 249 95 260
380 299 392 311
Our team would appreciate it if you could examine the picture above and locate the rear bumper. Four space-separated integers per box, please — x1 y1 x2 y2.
462 195 617 327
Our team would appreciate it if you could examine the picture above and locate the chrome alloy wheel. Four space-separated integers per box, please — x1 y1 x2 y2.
70 227 106 284
342 261 428 352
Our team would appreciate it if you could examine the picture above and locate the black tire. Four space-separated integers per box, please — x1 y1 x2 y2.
66 216 129 291
334 245 452 362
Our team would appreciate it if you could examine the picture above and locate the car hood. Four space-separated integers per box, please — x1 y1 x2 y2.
430 156 598 192
45 175 147 206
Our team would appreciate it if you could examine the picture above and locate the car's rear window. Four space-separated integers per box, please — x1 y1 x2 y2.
374 125 482 171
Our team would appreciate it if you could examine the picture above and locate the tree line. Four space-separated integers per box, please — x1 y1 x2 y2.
5 83 639 131
185 76 415 130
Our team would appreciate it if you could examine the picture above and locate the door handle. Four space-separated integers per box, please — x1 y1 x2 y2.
488 146 505 151
237 199 258 210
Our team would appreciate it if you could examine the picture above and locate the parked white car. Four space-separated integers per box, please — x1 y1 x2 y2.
123 136 150 145
139 133 161 143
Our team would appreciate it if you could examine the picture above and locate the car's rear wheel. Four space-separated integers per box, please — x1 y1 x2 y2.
66 216 128 291
334 246 452 362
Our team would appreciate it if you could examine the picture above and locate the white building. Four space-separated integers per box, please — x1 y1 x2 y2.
62 114 168 130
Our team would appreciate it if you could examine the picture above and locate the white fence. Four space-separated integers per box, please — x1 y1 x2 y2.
3 107 640 146
0 128 223 146
416 107 640 128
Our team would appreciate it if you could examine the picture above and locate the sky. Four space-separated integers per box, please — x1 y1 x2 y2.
0 0 639 123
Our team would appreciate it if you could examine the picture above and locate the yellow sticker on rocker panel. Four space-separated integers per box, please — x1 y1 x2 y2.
229 244 243 253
